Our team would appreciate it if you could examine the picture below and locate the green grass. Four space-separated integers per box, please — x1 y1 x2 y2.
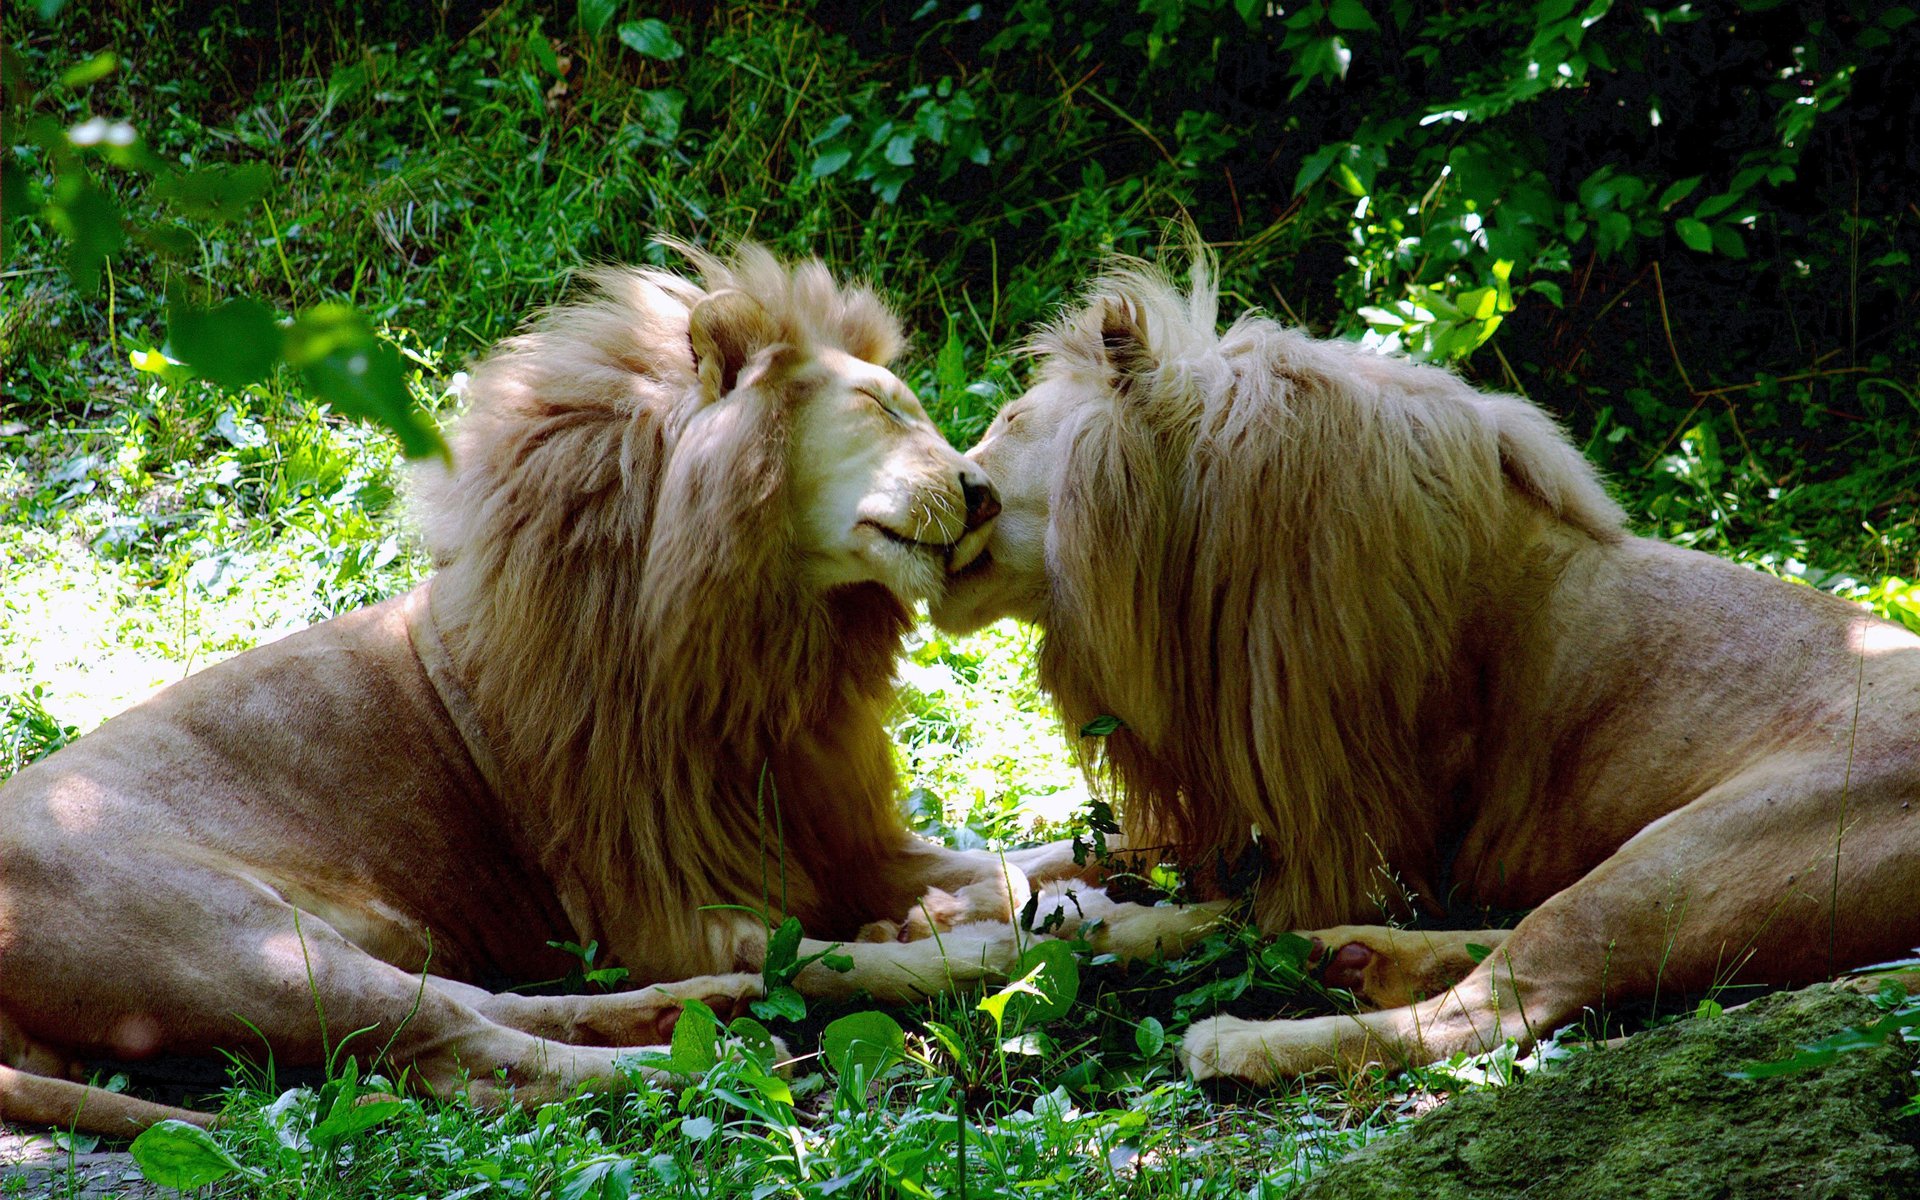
4 1 1919 1196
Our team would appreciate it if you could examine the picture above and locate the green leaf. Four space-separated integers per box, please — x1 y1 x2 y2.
1000 941 1081 1030
822 1011 906 1089
310 1098 404 1149
577 0 619 36
884 133 917 167
681 1115 716 1141
936 327 967 396
727 1016 780 1070
169 298 281 390
286 305 445 460
1656 175 1702 211
560 1159 636 1200
1465 942 1494 963
669 997 720 1073
1292 143 1341 195
617 19 685 60
130 1121 255 1189
1710 224 1747 259
1327 0 1379 31
765 917 804 979
57 52 118 88
810 147 852 178
1079 715 1125 737
1674 217 1713 253
811 115 854 145
1134 1016 1166 1059
1693 191 1739 220
750 984 806 1022
923 1019 966 1062
527 28 561 76
47 176 122 294
151 163 273 222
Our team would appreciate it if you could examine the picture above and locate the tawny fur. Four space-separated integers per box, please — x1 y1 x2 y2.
935 253 1920 1083
1024 259 1621 931
0 244 1027 1135
412 247 921 975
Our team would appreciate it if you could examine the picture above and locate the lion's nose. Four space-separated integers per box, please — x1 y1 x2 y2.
960 470 1000 529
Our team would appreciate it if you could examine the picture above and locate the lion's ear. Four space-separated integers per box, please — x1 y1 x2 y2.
689 289 777 399
1098 297 1155 393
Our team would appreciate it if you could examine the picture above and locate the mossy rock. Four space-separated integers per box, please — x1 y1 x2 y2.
1296 984 1919 1200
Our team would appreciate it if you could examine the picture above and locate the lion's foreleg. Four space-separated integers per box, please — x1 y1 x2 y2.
424 973 764 1047
863 842 1037 942
1294 925 1513 1010
792 927 1027 1003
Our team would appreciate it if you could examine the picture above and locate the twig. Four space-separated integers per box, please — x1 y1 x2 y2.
1651 261 1694 395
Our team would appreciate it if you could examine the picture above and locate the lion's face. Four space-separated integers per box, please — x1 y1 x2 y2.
780 347 1000 606
929 373 1075 633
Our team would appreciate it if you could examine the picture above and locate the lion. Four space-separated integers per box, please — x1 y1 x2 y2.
931 254 1920 1084
0 242 1035 1136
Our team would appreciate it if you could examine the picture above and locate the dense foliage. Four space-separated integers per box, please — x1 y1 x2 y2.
3 1 1917 1195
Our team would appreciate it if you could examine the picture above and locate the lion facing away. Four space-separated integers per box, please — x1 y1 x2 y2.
933 255 1920 1083
0 243 1028 1134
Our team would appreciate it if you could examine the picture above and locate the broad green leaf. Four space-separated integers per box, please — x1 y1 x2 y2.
309 1097 404 1149
822 1011 906 1089
987 941 1080 1032
129 346 189 381
680 1115 716 1141
669 997 719 1073
1134 1016 1166 1059
811 115 853 145
287 306 445 460
130 1121 255 1189
152 163 273 222
923 1019 966 1062
1674 217 1713 253
135 221 196 258
1079 715 1125 737
810 147 852 177
727 1015 780 1069
1657 175 1702 211
57 52 117 88
618 19 685 60
1710 224 1747 259
577 0 619 36
560 1158 636 1200
169 298 281 390
48 176 122 294
1327 0 1379 32
1292 142 1340 195
765 916 804 979
750 984 806 1022
1465 942 1494 963
527 29 561 76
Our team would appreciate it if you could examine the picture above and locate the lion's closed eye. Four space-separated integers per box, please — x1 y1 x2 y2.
859 387 907 424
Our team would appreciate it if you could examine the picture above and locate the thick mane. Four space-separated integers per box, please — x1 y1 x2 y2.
1034 259 1625 930
411 246 912 976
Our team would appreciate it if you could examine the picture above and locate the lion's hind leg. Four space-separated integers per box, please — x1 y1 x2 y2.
0 863 695 1127
1182 762 1920 1085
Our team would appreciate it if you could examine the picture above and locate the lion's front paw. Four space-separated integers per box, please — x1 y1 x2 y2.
897 870 1033 942
1180 1013 1351 1085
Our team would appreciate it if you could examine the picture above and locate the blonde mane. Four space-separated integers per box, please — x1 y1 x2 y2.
411 244 914 976
1033 258 1624 930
